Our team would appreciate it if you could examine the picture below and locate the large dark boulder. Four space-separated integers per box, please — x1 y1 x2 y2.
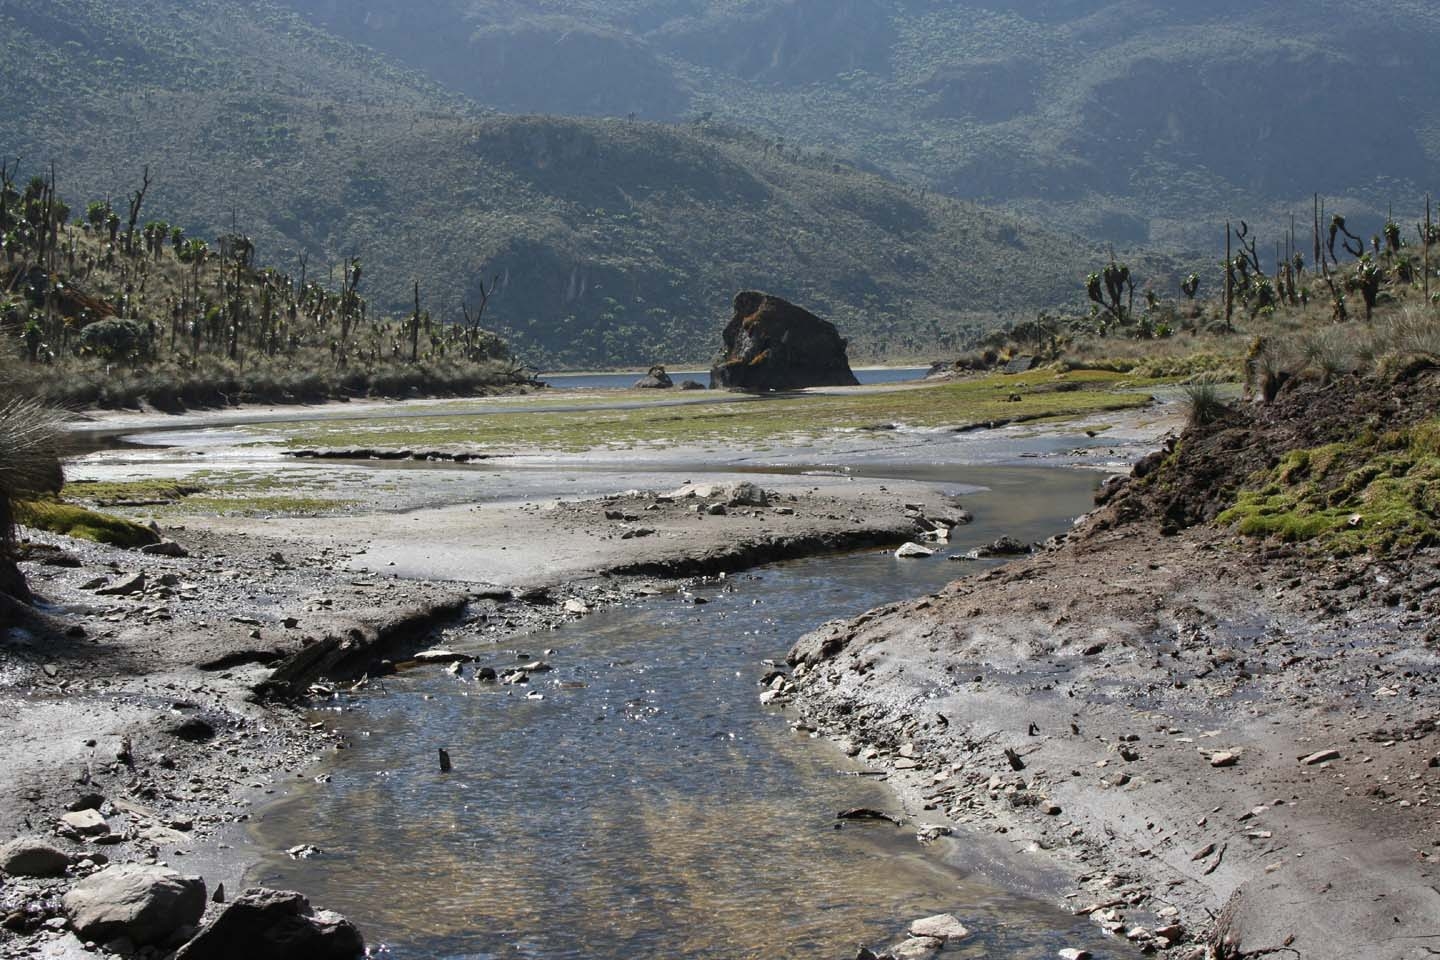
710 292 859 391
174 887 363 960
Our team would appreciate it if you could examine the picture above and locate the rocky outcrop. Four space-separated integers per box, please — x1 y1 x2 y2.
633 365 674 389
63 864 206 946
710 292 859 391
174 887 363 960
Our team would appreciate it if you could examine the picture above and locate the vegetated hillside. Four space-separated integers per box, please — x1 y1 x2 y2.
283 0 1440 251
0 164 519 410
0 0 1116 369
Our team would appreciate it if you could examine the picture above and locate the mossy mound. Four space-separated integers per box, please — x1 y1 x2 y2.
15 500 161 548
1220 420 1440 555
63 479 205 506
1096 365 1440 557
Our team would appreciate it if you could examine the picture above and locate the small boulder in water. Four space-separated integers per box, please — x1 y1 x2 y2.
633 365 674 389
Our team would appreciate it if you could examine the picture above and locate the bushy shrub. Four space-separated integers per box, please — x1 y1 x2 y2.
78 318 154 363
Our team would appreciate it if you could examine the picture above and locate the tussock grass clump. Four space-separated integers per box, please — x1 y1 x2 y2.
1182 382 1228 427
0 398 68 599
1219 418 1440 555
1298 328 1356 383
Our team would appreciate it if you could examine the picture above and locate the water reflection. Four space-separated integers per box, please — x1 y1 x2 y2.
248 467 1118 958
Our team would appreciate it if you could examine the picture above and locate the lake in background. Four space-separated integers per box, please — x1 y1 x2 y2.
539 368 931 391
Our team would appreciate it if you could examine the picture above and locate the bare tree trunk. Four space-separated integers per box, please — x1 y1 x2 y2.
1426 195 1432 302
1224 221 1233 331
410 280 421 364
125 166 151 257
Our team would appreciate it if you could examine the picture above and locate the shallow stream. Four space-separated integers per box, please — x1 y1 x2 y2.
243 465 1121 959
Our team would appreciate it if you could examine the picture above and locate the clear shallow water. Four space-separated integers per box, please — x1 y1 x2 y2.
247 466 1122 960
538 368 930 391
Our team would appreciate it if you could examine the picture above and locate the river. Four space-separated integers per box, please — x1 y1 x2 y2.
239 463 1120 959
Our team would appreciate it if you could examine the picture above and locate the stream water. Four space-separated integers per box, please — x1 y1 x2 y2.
243 465 1121 959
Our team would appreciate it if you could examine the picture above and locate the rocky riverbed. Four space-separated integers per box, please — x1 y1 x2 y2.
0 469 966 958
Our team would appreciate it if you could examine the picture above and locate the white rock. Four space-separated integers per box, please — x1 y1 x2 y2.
59 809 110 837
909 913 970 941
1301 749 1341 765
895 542 935 559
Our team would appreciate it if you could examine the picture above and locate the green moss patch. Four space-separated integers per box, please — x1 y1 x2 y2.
15 500 160 548
63 479 206 505
1219 419 1440 555
175 495 354 516
262 371 1158 453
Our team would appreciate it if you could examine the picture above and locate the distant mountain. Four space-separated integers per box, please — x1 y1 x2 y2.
1 0 1114 368
282 0 1440 250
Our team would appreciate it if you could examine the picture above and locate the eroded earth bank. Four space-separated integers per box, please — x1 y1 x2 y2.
785 369 1440 960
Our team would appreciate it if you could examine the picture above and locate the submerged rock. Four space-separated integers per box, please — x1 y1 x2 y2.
710 291 859 391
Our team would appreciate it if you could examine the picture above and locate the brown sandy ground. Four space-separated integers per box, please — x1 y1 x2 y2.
0 476 957 957
782 375 1440 960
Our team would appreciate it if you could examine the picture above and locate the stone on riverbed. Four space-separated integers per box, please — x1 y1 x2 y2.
141 540 189 558
895 542 935 559
58 809 110 837
64 864 206 946
174 887 363 960
412 650 475 665
1 837 73 877
892 935 944 958
95 573 146 596
669 481 769 507
975 536 1031 557
1301 749 1341 765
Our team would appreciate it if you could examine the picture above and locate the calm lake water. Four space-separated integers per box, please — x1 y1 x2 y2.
246 464 1122 960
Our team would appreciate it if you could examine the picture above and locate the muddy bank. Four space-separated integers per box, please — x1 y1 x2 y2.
185 478 965 590
0 477 956 956
781 375 1440 959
